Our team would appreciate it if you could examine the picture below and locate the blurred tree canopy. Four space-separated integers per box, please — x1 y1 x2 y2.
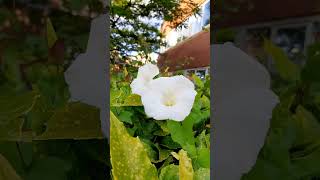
110 0 199 63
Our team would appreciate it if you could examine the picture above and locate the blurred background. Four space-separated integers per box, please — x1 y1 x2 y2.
213 0 320 179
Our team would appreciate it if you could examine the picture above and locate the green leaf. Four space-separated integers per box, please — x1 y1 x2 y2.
241 159 292 180
302 42 320 83
154 144 171 163
192 74 204 89
0 153 22 180
195 131 210 149
264 39 300 81
28 97 53 135
243 101 320 179
154 121 170 136
0 90 40 124
159 164 179 180
159 156 174 172
167 117 197 158
194 168 210 180
110 111 158 180
37 102 103 140
36 72 70 108
189 95 210 126
141 139 158 163
118 111 133 124
200 95 210 109
289 106 320 178
195 148 210 169
46 18 58 49
293 106 320 145
159 136 181 149
0 118 24 140
194 131 210 169
291 144 320 179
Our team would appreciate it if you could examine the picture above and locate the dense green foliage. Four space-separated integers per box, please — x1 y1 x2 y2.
110 64 210 179
242 40 320 179
0 1 110 179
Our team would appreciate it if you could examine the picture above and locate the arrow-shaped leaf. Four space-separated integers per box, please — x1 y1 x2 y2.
46 18 58 49
264 39 300 82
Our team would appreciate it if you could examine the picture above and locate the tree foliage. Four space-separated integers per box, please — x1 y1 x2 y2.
110 0 199 63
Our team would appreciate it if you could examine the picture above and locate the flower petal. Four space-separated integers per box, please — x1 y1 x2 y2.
130 77 149 96
137 63 159 79
130 63 159 96
141 76 197 121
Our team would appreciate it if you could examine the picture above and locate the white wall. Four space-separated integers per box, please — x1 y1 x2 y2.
162 0 210 52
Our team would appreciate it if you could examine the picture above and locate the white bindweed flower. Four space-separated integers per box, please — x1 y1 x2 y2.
130 63 159 96
140 75 197 121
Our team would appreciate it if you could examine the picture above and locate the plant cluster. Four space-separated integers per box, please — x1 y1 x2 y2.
0 1 110 179
110 63 210 179
242 40 320 179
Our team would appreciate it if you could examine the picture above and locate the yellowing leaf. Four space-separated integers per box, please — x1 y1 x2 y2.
110 111 158 180
0 153 22 180
124 67 128 77
173 149 194 180
179 150 194 180
124 94 142 106
37 102 103 140
171 152 180 160
194 168 210 180
111 94 142 107
0 90 40 124
46 18 58 48
159 164 179 180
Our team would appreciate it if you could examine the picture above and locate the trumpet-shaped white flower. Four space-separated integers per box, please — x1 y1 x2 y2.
140 75 197 121
130 63 159 96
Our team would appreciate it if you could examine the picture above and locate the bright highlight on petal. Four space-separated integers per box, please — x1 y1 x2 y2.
130 63 159 96
141 76 197 121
